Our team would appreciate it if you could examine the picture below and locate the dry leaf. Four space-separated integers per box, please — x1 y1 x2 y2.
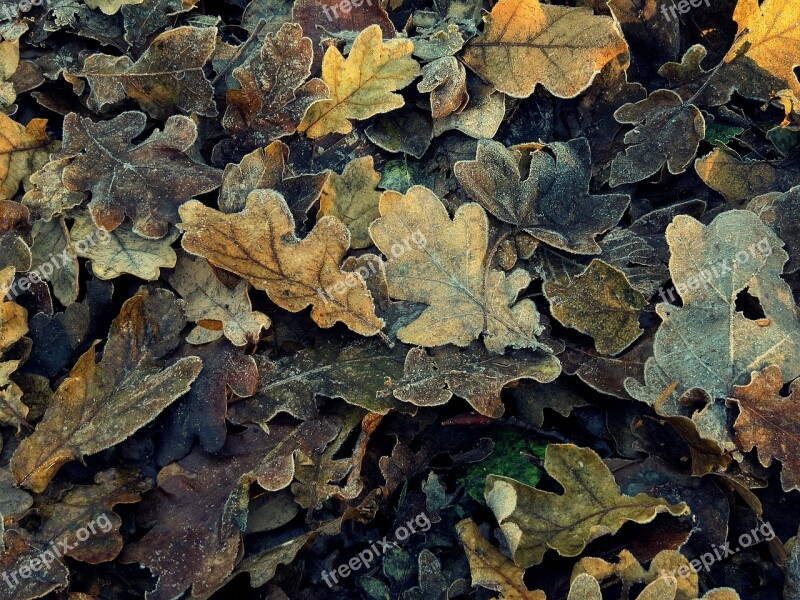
462 0 627 98
78 26 217 118
179 190 384 336
58 111 222 239
317 156 381 249
369 185 545 353
485 444 689 567
10 288 202 492
298 25 420 138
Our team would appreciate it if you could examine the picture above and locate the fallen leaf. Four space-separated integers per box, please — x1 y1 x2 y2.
221 23 327 154
462 0 627 98
179 190 384 337
298 25 420 139
71 212 178 281
0 113 56 201
369 185 545 353
485 444 689 567
77 26 217 118
455 139 630 253
392 344 560 417
168 252 270 346
58 111 222 239
730 365 800 492
544 258 647 355
10 288 203 492
317 156 382 249
610 89 705 186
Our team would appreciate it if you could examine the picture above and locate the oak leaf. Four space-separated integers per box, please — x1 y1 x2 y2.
217 141 329 226
77 26 217 118
485 444 689 567
228 338 406 423
121 421 338 598
157 339 259 465
179 190 384 337
298 25 420 139
317 156 382 249
85 0 144 14
730 365 800 492
461 0 627 98
418 56 468 119
168 252 270 346
392 344 560 418
10 288 203 492
695 145 800 203
58 111 222 239
625 211 800 410
0 266 28 430
455 139 629 254
32 469 151 564
456 518 545 600
369 185 545 353
221 23 327 154
0 113 56 201
71 213 178 281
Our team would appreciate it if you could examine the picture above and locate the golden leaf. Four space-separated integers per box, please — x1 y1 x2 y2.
462 0 627 98
299 25 420 138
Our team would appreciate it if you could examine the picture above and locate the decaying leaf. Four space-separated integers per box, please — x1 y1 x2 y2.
77 26 217 118
221 23 327 153
485 444 689 567
456 518 546 600
610 90 705 186
58 111 222 239
0 266 28 430
626 210 800 409
392 344 560 417
730 365 800 492
71 212 178 281
121 421 338 599
462 0 627 98
10 288 202 492
179 190 383 336
229 338 406 423
544 259 647 355
168 252 270 346
298 25 420 138
0 113 56 201
455 139 630 254
317 156 382 249
369 185 545 353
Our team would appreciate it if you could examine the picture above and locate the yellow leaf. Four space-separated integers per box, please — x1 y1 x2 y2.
299 25 420 139
84 0 144 15
462 0 627 98
727 0 800 99
10 288 202 492
456 518 546 600
0 113 56 201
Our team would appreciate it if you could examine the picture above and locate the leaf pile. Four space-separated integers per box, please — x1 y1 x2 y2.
0 0 799 598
